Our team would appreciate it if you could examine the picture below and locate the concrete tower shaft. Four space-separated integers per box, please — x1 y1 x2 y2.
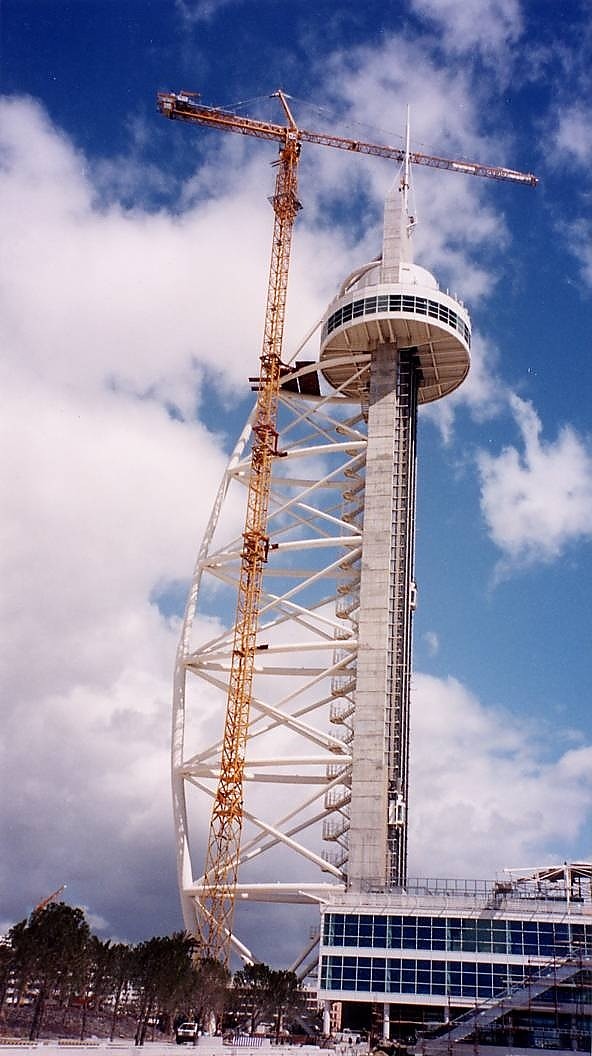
319 173 471 891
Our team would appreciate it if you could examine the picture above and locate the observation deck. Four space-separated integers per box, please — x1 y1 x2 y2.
319 259 471 402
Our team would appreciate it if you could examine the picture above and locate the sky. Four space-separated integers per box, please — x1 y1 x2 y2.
2 0 592 965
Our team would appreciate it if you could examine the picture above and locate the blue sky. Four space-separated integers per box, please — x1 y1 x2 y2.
2 0 592 961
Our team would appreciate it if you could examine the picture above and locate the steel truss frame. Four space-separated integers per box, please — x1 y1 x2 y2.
173 356 370 960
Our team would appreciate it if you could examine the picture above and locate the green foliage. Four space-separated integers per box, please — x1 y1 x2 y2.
194 956 230 1032
131 932 198 1045
231 962 302 1037
1 903 232 1045
8 902 91 1040
265 968 303 1040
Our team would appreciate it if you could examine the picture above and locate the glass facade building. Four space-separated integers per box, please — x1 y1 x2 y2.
317 877 592 1050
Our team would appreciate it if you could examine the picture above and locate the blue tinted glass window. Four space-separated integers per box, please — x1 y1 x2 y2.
388 919 402 948
476 921 492 952
342 303 352 322
509 923 523 955
372 975 386 992
492 924 507 953
462 920 477 951
377 295 389 311
432 961 446 994
477 963 492 998
492 967 508 994
431 924 446 950
448 919 462 951
387 962 401 993
373 919 387 946
359 918 372 942
539 923 554 956
353 299 364 318
344 917 359 941
389 295 402 311
448 963 462 997
365 297 377 314
523 921 538 954
415 298 427 314
402 920 417 947
417 919 431 949
555 923 570 954
462 963 477 998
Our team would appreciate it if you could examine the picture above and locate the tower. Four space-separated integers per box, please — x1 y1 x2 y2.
319 157 470 891
173 150 469 961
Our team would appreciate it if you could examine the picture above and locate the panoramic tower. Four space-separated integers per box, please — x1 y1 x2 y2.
172 152 469 963
162 89 534 967
319 149 470 892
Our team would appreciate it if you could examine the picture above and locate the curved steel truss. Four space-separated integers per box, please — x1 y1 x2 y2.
173 357 370 958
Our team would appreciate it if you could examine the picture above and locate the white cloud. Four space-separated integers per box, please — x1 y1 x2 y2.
410 673 592 878
0 21 546 943
554 104 592 167
423 631 440 656
476 394 592 567
563 217 592 289
0 91 355 937
175 0 240 24
423 329 506 441
409 0 523 63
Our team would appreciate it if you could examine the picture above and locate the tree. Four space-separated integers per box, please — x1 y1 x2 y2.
232 963 274 1036
8 902 91 1040
0 943 14 1025
230 964 304 1041
266 970 303 1042
77 937 116 1041
194 957 230 1034
131 932 197 1045
107 943 136 1042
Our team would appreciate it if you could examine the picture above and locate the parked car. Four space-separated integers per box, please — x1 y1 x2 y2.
176 1022 199 1045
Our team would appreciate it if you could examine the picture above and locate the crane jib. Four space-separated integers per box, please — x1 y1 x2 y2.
157 91 538 187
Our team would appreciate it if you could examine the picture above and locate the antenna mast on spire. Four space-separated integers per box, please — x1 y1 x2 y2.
401 105 416 239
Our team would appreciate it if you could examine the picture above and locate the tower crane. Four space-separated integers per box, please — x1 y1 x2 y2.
32 883 67 914
157 88 537 965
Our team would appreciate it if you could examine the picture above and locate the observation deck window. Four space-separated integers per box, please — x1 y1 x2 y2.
321 292 472 348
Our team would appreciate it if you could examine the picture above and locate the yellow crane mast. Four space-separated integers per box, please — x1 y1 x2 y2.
157 88 537 965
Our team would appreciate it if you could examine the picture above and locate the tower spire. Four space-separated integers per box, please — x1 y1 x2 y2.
381 105 415 282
